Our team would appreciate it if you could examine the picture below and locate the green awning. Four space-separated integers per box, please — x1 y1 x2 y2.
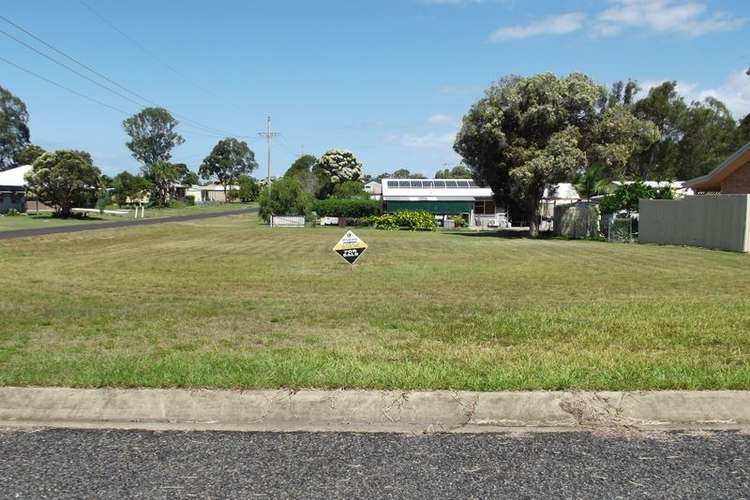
385 200 473 214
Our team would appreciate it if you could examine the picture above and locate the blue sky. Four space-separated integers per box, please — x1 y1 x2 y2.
2 0 749 177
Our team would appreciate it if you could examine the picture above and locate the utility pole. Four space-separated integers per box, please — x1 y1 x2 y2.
258 115 279 189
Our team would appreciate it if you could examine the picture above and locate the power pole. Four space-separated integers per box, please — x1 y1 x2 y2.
258 115 279 188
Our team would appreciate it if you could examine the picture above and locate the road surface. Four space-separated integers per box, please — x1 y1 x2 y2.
0 428 747 498
0 208 255 240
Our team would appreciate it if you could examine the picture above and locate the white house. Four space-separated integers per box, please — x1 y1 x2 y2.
380 178 508 229
185 184 240 203
0 164 32 213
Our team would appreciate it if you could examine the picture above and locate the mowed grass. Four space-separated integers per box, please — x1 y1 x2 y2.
0 211 749 391
0 203 255 232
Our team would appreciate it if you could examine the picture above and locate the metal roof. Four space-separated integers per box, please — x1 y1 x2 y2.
0 165 32 188
381 178 493 200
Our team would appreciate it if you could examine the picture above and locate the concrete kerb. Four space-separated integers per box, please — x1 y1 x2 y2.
1 388 749 433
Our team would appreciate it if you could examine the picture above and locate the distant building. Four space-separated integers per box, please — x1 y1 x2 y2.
380 178 507 229
185 184 240 203
0 164 32 213
364 181 382 200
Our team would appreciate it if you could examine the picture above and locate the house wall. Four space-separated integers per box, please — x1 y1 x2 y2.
0 190 26 213
639 195 750 252
720 160 750 194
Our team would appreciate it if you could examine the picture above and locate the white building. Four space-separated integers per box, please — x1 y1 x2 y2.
380 178 508 229
0 164 32 213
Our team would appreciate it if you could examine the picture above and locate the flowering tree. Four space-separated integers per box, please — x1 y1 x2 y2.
315 149 363 197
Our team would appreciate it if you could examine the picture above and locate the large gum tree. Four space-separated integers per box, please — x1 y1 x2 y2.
454 73 659 237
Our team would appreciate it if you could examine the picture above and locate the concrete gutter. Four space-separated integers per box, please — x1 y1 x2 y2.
1 388 749 433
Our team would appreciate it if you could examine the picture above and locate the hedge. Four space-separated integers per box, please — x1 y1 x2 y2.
313 198 382 218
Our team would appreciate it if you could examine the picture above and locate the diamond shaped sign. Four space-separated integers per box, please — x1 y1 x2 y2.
333 230 368 265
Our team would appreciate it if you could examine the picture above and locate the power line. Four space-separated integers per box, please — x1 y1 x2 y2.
0 15 250 139
78 0 221 101
0 14 152 105
0 55 131 115
0 54 230 142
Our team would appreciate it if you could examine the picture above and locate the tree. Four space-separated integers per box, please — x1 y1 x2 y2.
455 73 659 237
13 144 45 166
199 138 258 201
238 175 260 202
148 162 186 206
0 85 30 170
435 165 472 178
738 113 750 144
633 83 746 180
25 150 101 217
112 171 152 205
123 107 184 166
314 149 363 197
332 180 366 199
284 154 317 178
258 176 313 222
391 168 426 179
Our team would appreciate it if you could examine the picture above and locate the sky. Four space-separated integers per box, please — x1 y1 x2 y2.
2 0 749 178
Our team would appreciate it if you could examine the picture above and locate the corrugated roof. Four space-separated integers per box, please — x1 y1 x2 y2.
0 165 32 188
381 178 492 199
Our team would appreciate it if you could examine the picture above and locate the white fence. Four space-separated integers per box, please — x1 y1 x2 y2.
270 215 305 227
639 195 750 252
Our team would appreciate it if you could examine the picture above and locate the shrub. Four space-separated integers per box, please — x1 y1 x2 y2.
370 210 437 231
451 215 467 228
183 195 196 206
599 182 674 214
313 198 382 218
95 190 112 213
258 176 314 223
238 175 260 202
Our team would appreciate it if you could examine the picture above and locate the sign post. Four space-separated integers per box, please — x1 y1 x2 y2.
333 230 368 265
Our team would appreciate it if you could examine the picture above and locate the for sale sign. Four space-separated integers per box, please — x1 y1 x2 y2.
333 230 368 265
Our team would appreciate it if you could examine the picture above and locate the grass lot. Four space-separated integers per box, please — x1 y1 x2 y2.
1 211 749 391
0 203 254 232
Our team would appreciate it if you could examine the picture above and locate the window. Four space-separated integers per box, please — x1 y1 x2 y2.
474 200 496 215
445 180 458 188
457 180 470 188
410 180 422 188
387 180 400 189
422 180 434 189
433 181 446 188
398 181 410 188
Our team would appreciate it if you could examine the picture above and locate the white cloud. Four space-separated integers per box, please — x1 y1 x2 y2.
488 1 745 42
427 113 456 125
595 0 746 37
638 69 750 119
490 12 585 41
389 132 457 148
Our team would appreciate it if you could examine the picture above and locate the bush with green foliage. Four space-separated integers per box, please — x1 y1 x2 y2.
369 210 437 231
238 175 260 202
258 176 314 222
332 180 367 199
451 215 467 228
96 190 112 213
313 198 381 218
599 181 674 214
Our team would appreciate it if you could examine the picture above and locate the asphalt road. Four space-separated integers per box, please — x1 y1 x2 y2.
0 429 747 499
0 208 255 240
